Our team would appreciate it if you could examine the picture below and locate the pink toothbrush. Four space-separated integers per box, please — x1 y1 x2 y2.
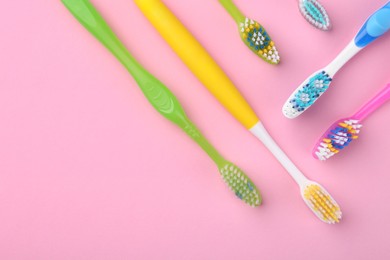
313 83 390 161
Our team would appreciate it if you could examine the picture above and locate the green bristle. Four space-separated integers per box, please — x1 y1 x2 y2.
220 164 262 207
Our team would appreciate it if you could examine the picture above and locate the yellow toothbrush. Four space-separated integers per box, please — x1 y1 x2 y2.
135 0 342 223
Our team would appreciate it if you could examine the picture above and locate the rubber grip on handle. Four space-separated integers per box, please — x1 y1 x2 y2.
354 1 390 47
134 0 260 129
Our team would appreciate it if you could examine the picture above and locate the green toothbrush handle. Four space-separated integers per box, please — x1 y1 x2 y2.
219 0 245 23
62 0 226 165
62 0 142 78
181 120 227 167
62 0 186 124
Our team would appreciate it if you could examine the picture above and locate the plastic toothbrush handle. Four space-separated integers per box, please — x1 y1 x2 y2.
62 0 227 165
353 83 390 121
62 0 187 123
325 2 390 75
134 0 260 130
218 0 245 23
354 1 390 48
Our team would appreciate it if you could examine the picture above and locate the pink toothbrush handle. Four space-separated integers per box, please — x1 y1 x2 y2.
353 83 390 121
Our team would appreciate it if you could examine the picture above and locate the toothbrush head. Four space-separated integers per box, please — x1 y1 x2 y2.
298 0 331 31
220 163 262 207
313 119 362 161
301 182 342 224
239 17 280 65
283 70 332 118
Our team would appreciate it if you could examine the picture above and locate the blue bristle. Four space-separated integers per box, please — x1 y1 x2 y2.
289 71 332 112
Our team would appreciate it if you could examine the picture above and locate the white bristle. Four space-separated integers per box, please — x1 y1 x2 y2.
282 70 333 118
298 0 331 30
220 163 261 207
314 120 362 161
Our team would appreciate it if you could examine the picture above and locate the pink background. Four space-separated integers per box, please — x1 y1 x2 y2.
1 0 390 259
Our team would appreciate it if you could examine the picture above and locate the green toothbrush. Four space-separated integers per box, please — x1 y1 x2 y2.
62 0 262 207
219 0 280 65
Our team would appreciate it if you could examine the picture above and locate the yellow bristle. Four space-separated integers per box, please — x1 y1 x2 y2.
304 184 340 223
258 50 263 55
352 135 359 139
339 123 348 128
246 28 250 33
323 138 331 143
249 25 254 29
270 41 274 47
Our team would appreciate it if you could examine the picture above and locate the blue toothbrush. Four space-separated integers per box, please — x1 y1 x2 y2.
284 1 390 119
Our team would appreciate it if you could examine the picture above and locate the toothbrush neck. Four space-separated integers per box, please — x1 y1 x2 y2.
250 122 308 186
181 119 227 167
219 0 245 23
353 83 390 121
325 40 362 77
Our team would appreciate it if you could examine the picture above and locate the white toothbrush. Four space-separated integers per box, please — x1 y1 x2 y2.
283 1 390 119
250 123 341 223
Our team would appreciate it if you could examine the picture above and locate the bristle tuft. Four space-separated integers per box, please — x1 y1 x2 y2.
240 18 280 64
283 71 332 118
299 0 331 30
303 184 341 224
220 163 262 207
314 119 362 161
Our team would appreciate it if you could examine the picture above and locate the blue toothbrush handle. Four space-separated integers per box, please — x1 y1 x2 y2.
354 1 390 47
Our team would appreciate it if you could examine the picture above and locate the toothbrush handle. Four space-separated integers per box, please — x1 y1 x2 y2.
218 0 245 23
62 0 186 124
181 120 227 167
62 0 227 165
326 2 390 76
135 0 260 129
354 1 390 48
62 0 145 79
353 83 390 121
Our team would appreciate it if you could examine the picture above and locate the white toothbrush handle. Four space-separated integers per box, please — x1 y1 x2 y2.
325 40 362 77
327 1 390 75
250 122 308 186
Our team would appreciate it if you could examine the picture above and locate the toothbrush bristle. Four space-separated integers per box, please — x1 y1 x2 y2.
283 70 332 118
220 164 262 207
240 17 280 65
303 184 342 224
314 119 362 161
299 0 331 30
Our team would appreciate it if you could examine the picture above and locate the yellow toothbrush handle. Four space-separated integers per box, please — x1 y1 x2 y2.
135 0 260 129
